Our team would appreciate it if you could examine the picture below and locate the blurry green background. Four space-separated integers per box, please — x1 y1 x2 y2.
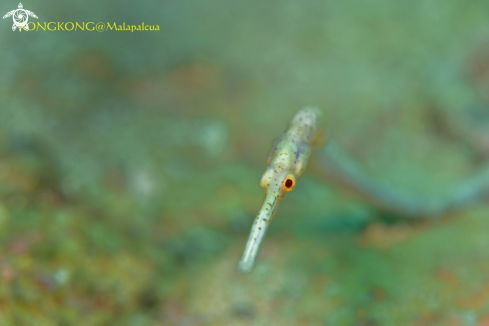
2 0 489 325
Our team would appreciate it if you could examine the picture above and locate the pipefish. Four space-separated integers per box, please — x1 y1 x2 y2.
237 106 489 274
237 107 326 274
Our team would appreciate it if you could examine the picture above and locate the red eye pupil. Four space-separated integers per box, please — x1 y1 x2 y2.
285 179 293 188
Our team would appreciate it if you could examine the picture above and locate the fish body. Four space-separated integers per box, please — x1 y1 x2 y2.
237 107 325 274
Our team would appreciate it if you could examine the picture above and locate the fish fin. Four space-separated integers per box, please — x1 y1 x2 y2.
310 126 328 149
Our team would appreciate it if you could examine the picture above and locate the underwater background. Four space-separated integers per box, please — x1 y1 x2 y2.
2 0 489 325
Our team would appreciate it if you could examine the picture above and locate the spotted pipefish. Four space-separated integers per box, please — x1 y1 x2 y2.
237 107 326 274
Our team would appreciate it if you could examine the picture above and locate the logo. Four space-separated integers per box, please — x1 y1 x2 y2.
1 3 160 33
3 3 37 32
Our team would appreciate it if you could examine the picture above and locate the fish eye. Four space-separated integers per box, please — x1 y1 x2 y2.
282 174 296 192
